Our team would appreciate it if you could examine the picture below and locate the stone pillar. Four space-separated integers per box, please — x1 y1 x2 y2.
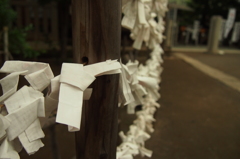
163 19 173 52
207 16 223 54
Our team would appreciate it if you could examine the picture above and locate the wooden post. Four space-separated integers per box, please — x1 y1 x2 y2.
71 0 121 159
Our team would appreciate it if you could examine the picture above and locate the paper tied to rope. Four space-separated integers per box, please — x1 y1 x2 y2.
122 1 137 30
151 44 164 57
0 137 22 159
134 111 156 133
0 114 10 141
123 61 147 114
0 61 54 91
84 59 121 76
56 63 95 132
40 76 60 128
128 125 151 145
117 142 138 159
129 0 150 50
56 60 121 132
119 0 167 157
117 61 161 157
41 75 92 128
117 46 163 159
122 0 168 50
142 46 164 79
126 61 139 84
117 129 152 159
117 125 152 159
142 95 160 115
4 86 45 155
145 14 165 49
119 61 135 106
137 76 160 101
154 0 168 16
0 61 52 157
0 71 27 104
122 0 151 50
122 0 152 29
117 131 139 159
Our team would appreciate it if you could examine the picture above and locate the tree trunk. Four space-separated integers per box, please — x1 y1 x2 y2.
71 0 121 159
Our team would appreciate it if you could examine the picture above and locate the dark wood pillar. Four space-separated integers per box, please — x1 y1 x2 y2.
71 0 121 158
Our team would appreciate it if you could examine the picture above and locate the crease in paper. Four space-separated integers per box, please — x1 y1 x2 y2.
56 60 121 132
0 61 54 157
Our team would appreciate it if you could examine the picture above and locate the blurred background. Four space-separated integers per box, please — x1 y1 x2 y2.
1 0 240 62
1 0 240 159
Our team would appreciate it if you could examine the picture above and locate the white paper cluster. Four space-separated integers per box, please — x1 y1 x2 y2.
0 61 54 158
117 46 164 159
0 0 168 157
122 0 168 50
56 60 122 132
117 0 168 158
0 60 123 159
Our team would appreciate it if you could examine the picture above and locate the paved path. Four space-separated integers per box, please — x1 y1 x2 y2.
136 54 240 159
174 53 240 93
183 52 240 80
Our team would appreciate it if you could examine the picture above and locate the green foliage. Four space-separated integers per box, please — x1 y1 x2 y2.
8 25 45 58
0 0 44 59
0 0 16 29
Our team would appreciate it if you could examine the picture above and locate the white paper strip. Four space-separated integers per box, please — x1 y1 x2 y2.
122 1 137 30
0 61 54 91
6 97 44 141
25 119 45 142
0 71 27 103
84 59 121 77
0 120 6 141
56 63 95 132
119 62 135 105
40 76 60 127
57 83 84 132
57 60 121 132
18 132 44 155
0 138 20 159
4 86 43 114
60 63 95 91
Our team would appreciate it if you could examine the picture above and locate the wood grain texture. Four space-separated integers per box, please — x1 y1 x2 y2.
71 0 121 158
